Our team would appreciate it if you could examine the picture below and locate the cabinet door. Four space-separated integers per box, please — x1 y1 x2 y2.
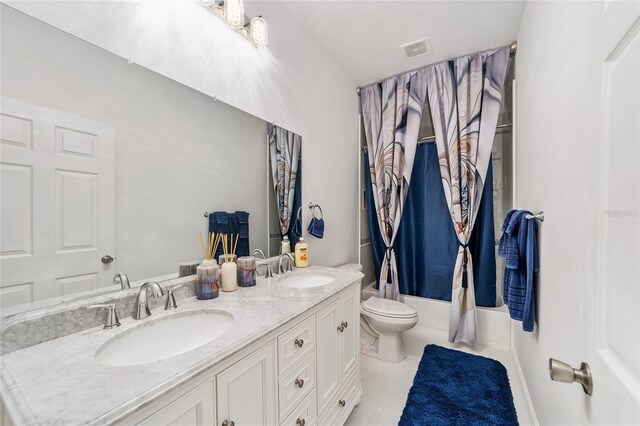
137 381 215 426
315 298 341 414
339 287 358 379
216 342 276 426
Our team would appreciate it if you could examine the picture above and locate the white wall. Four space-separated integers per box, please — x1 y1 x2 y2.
1 5 270 282
4 0 360 267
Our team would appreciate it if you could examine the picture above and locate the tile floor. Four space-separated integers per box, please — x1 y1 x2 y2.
345 343 533 426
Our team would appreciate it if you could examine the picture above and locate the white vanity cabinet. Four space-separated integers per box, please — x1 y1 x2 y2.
137 381 216 426
216 342 277 426
121 281 361 426
316 289 360 424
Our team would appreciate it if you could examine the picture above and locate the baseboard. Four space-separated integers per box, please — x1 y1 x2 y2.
510 340 539 426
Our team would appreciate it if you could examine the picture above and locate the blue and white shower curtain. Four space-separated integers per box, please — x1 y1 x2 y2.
360 70 428 300
426 47 509 346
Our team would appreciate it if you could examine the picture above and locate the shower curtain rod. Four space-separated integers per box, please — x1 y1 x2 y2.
361 122 513 153
356 41 517 95
417 123 513 143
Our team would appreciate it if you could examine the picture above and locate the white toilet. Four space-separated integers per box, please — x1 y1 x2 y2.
360 296 418 363
336 266 418 363
336 264 418 363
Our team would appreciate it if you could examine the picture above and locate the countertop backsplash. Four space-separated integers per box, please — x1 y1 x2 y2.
0 256 284 355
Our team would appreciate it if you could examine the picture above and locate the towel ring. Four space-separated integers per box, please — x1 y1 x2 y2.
308 202 323 219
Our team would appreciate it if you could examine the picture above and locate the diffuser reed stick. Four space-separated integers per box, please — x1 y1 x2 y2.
199 234 207 260
199 232 224 260
232 234 239 257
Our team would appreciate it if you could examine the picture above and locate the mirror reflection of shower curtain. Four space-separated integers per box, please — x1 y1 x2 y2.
269 124 302 243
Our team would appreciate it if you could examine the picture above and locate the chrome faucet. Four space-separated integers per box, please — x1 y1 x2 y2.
88 303 121 329
253 249 274 278
278 252 295 274
252 249 266 259
113 273 130 290
134 281 165 320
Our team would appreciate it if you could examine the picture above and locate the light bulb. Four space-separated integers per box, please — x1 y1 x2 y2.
224 0 244 28
250 16 268 47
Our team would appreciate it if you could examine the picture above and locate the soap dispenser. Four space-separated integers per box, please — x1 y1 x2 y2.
281 236 291 254
294 237 309 268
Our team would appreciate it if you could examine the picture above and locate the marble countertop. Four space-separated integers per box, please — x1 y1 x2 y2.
1 266 363 425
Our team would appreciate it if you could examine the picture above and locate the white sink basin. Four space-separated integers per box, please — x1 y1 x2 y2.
95 309 234 367
279 272 335 289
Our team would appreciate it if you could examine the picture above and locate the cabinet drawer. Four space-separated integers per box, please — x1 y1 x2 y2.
278 352 316 420
278 316 315 375
318 369 359 426
280 389 317 426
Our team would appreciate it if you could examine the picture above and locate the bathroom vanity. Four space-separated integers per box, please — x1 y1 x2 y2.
0 267 363 425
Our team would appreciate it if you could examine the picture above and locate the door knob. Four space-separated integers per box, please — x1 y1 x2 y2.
295 378 304 388
338 399 346 407
549 358 593 395
222 421 235 426
296 419 306 426
295 338 304 348
101 255 115 264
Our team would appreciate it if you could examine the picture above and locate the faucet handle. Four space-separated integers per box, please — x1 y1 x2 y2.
257 263 274 278
88 304 121 329
164 283 185 310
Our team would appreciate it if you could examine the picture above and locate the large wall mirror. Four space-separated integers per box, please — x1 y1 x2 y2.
0 5 302 312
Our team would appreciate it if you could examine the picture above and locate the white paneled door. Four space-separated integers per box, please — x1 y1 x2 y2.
0 97 115 309
587 2 640 424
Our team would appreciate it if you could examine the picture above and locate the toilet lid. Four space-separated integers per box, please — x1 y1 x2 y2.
362 297 417 318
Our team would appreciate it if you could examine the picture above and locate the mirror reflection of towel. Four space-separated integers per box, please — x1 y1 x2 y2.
208 211 250 257
307 217 324 239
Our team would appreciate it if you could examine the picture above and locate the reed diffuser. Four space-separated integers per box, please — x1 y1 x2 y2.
220 234 239 292
196 232 222 300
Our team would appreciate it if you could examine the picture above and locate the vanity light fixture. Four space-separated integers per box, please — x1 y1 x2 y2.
201 0 268 47
249 16 268 47
224 0 244 28
201 1 268 47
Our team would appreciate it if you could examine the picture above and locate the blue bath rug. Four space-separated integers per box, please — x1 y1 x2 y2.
399 345 518 426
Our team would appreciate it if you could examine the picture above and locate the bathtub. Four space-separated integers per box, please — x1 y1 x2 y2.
361 283 511 353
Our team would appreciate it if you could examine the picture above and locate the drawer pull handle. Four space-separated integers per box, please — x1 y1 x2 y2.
338 399 346 407
222 421 235 426
296 419 306 426
295 338 304 348
295 378 305 388
342 321 348 329
337 324 344 332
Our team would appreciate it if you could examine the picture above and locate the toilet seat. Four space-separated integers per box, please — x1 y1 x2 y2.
361 297 417 319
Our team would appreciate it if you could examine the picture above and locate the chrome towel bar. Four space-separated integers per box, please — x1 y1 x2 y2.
525 211 545 222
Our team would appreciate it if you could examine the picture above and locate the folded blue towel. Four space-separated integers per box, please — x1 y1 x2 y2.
498 209 538 332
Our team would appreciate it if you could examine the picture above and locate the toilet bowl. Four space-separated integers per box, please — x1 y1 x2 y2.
360 297 418 363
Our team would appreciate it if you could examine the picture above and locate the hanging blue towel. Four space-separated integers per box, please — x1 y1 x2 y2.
498 209 538 332
208 211 250 258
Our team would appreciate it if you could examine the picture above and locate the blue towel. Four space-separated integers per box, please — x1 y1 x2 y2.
208 211 250 258
498 209 538 332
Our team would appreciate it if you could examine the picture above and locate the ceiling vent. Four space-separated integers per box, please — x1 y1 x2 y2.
401 38 432 59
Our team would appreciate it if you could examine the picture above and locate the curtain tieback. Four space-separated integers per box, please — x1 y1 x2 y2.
385 246 393 284
460 243 469 289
